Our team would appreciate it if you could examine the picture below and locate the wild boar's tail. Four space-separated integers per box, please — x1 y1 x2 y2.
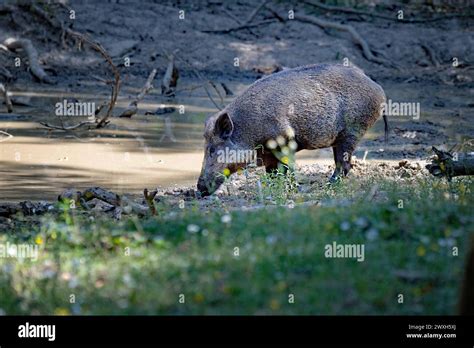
383 113 389 143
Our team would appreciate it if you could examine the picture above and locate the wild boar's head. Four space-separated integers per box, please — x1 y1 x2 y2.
197 111 251 196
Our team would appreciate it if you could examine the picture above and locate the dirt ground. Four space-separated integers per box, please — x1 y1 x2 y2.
0 0 473 202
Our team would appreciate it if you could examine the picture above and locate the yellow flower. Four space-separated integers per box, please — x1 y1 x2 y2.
35 236 43 245
223 168 231 177
54 307 70 316
270 299 280 311
193 293 205 303
276 281 287 292
416 245 426 257
281 156 289 165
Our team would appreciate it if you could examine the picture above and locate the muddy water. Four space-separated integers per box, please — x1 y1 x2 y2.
0 83 389 202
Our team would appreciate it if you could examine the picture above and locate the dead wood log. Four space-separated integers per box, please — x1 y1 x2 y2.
161 51 179 96
0 83 13 113
426 146 474 181
3 38 54 84
119 69 158 118
295 14 395 67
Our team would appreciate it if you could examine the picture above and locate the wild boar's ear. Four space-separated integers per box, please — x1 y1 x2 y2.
214 112 234 139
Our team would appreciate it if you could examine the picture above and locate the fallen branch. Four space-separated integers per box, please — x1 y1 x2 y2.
420 42 440 68
304 0 474 23
245 0 269 25
426 146 474 181
0 130 14 143
26 4 120 128
202 19 277 34
67 32 120 128
0 83 13 113
175 57 223 110
119 69 157 118
204 0 271 34
220 82 233 96
3 38 54 83
295 14 395 67
143 188 158 216
39 120 97 131
161 50 179 96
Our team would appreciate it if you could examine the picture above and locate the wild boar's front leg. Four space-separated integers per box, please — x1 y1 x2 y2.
261 151 280 173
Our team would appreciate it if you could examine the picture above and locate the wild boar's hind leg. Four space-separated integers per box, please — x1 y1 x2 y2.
330 134 358 182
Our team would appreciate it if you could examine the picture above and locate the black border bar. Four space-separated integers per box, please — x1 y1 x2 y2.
0 315 472 345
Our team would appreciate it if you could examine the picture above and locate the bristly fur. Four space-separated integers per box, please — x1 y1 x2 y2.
198 63 386 195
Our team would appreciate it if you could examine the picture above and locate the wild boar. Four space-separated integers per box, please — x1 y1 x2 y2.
197 63 387 196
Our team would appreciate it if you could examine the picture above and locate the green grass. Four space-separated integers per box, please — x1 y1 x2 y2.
0 176 472 315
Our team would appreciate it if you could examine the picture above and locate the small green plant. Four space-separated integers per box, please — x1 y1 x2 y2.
259 167 299 205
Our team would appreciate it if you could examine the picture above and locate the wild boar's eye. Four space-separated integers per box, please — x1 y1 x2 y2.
209 147 216 156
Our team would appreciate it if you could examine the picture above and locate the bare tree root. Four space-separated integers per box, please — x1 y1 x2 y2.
3 38 54 83
119 69 158 118
295 14 396 68
304 0 474 23
0 83 13 113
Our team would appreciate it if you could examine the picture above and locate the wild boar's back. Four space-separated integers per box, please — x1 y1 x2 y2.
226 63 386 150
